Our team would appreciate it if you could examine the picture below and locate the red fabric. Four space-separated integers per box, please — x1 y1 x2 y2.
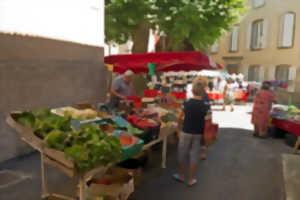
104 51 224 74
171 92 187 99
272 118 300 136
251 90 276 130
144 89 159 97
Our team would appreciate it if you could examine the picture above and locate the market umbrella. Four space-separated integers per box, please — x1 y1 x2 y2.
104 51 223 74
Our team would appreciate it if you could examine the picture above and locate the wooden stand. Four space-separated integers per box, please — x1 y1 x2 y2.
6 112 177 199
6 113 110 200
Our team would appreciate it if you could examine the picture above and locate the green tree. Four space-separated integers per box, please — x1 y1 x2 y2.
105 0 246 53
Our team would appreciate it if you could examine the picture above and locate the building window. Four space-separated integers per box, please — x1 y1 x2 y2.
248 65 260 82
275 65 290 83
251 20 264 50
275 65 297 92
210 41 219 53
279 12 296 48
253 0 265 8
229 26 239 52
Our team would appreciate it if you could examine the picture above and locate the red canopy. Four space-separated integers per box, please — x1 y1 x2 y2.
104 51 223 74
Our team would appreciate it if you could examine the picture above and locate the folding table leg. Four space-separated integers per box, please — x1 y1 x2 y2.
162 136 168 168
79 174 85 200
41 153 50 199
293 136 300 153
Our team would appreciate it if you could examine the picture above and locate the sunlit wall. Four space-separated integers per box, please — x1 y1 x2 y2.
0 0 104 46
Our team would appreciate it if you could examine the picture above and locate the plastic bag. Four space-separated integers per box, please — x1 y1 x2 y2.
204 120 219 147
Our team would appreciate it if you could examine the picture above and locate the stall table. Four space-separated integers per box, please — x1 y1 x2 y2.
6 110 178 199
142 123 177 168
271 117 300 153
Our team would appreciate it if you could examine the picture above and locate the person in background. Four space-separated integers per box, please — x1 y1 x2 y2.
237 78 243 89
173 78 212 186
214 77 224 91
208 79 214 92
109 70 135 109
252 81 277 138
222 78 235 112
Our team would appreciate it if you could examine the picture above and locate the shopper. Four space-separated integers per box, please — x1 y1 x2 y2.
173 78 212 186
222 78 235 112
252 81 276 138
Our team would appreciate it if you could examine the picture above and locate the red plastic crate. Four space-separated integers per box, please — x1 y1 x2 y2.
171 92 187 99
144 89 159 97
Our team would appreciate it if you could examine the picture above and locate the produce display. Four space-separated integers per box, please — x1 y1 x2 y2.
15 108 122 171
160 112 177 124
271 105 300 123
53 107 98 120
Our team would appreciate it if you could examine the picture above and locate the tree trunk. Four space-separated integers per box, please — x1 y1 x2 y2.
183 39 195 51
131 22 151 96
183 39 207 53
132 22 151 53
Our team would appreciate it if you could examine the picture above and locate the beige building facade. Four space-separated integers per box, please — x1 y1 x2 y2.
211 0 300 104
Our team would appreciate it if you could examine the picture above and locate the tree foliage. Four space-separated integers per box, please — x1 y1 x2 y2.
105 0 247 51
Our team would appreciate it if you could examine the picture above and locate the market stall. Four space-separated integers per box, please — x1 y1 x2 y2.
5 51 223 200
270 105 300 153
104 51 224 168
6 102 179 200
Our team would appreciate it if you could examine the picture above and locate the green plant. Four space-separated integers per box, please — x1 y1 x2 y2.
105 0 247 52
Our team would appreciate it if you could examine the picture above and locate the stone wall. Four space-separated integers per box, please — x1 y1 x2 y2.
0 33 107 162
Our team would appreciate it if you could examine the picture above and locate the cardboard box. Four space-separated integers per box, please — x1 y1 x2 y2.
88 168 134 200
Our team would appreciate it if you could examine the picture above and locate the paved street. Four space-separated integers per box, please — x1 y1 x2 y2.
0 104 293 200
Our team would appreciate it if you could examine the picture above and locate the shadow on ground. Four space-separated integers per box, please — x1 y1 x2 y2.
0 128 292 200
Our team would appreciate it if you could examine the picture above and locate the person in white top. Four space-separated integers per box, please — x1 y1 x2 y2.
214 77 226 93
222 78 235 112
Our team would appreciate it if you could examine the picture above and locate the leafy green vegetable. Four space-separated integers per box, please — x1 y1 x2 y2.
64 124 121 171
65 144 91 170
161 112 177 123
16 109 122 172
44 130 67 151
17 111 35 128
126 125 143 135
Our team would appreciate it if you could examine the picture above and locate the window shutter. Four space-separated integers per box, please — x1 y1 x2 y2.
243 66 249 81
279 15 285 47
288 66 297 81
268 66 276 81
259 67 265 82
232 26 239 51
251 23 259 49
288 67 297 92
262 19 268 48
246 23 252 49
253 0 265 8
282 13 295 47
